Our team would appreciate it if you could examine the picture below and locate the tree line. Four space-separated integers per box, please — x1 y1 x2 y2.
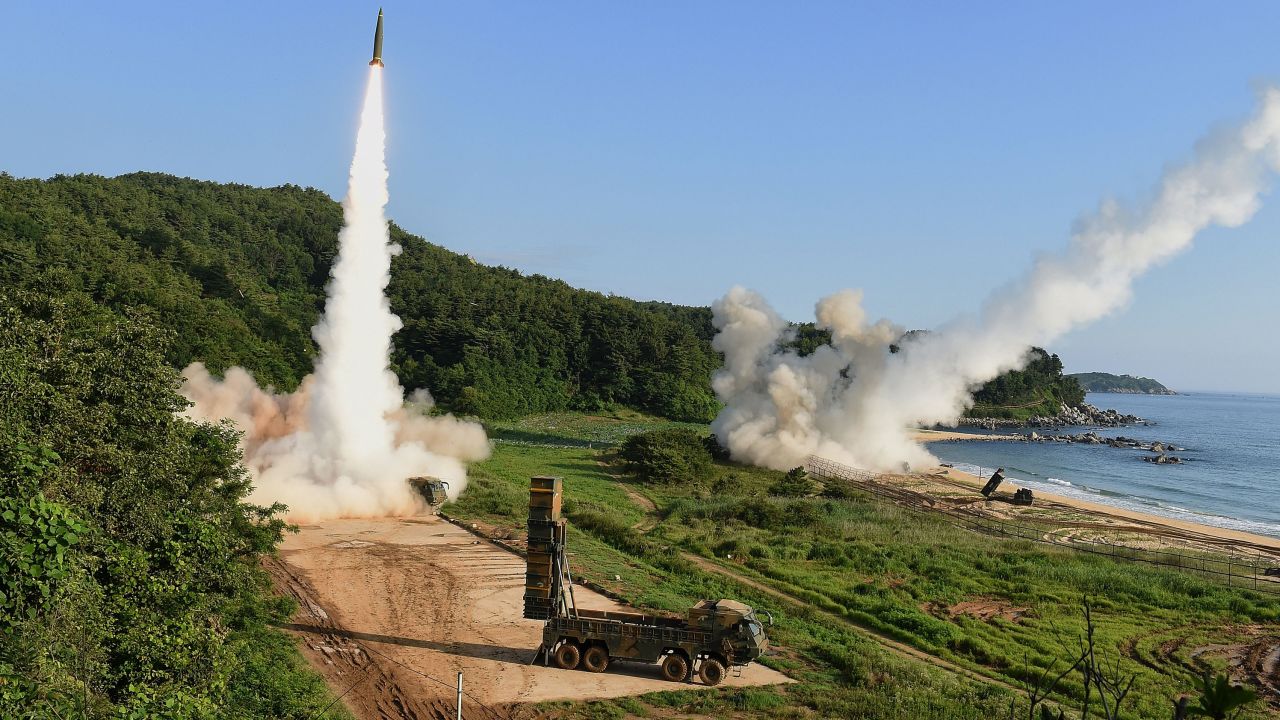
0 172 720 422
0 171 1083 426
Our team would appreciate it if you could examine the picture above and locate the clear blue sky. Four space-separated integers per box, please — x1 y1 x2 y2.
3 2 1278 393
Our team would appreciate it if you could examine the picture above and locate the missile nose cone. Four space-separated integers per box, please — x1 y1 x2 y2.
370 8 385 67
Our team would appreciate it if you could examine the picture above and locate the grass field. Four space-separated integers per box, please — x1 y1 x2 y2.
449 412 1279 719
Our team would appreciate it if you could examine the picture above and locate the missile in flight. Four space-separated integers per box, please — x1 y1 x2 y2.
370 8 385 67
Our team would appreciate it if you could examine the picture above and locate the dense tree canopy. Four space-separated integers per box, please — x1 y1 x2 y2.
0 172 720 421
970 347 1086 417
0 171 1084 425
619 428 714 484
0 291 338 718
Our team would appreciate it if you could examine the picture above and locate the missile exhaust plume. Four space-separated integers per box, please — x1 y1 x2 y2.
711 87 1280 473
182 66 489 522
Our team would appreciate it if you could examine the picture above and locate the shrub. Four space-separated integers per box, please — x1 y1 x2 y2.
619 428 713 484
771 467 815 497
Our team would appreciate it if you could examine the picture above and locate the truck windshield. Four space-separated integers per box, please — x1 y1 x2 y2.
747 620 763 636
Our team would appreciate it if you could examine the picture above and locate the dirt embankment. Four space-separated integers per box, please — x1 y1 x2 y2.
271 515 791 720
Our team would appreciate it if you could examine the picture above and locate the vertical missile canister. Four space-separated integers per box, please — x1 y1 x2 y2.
370 8 385 67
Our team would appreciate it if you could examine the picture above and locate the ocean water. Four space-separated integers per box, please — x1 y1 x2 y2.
931 392 1280 538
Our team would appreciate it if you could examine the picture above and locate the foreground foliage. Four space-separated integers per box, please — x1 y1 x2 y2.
0 292 345 719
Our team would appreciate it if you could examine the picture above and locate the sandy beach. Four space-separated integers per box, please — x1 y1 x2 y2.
908 429 1280 557
913 428 1024 443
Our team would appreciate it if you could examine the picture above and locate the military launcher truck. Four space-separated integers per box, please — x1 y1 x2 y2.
523 476 770 685
408 477 450 510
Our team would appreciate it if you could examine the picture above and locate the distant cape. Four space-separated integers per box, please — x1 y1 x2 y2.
1068 372 1176 395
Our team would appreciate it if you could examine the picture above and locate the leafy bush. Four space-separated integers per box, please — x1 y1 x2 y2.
771 467 815 497
620 428 713 484
0 292 341 719
0 491 85 624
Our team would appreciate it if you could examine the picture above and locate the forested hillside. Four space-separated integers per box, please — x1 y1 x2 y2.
1068 372 1176 395
970 347 1086 418
0 172 1083 425
0 172 720 421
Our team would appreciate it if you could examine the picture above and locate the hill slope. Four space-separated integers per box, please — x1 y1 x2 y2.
969 347 1086 418
1 171 1084 424
0 172 719 421
1068 372 1176 395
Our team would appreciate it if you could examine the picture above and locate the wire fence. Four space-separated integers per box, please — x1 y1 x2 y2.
805 456 1280 597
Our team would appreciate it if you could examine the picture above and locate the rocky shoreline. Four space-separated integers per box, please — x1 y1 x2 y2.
944 403 1191 465
1020 431 1187 464
956 402 1148 431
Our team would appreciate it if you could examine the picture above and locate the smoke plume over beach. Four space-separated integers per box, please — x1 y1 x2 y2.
182 68 489 522
711 87 1280 472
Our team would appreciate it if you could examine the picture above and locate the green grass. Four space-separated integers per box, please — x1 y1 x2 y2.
447 414 1280 720
485 409 703 447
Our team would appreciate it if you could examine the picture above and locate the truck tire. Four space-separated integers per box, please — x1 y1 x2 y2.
581 645 610 673
699 658 726 687
660 653 688 682
554 642 581 670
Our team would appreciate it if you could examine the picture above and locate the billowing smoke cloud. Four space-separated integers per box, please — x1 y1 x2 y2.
712 87 1280 472
182 68 489 522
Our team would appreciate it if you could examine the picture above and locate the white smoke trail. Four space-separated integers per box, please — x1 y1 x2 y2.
182 68 490 522
712 87 1280 472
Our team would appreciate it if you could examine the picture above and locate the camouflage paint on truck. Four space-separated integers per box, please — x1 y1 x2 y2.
523 476 771 686
541 599 769 685
407 477 450 508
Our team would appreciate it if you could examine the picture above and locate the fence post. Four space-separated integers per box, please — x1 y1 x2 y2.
1228 555 1233 587
456 671 463 720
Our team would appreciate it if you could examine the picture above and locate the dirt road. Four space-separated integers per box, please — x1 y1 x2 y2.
271 515 791 719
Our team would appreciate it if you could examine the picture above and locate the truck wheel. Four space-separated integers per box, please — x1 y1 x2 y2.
581 645 610 673
554 642 581 670
699 658 726 687
660 653 688 682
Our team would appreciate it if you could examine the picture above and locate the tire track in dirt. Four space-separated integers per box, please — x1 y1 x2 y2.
270 516 790 719
266 555 484 720
678 551 1025 695
596 458 1022 693
595 458 660 532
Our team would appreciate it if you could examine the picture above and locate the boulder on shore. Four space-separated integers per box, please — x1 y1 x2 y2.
959 402 1146 430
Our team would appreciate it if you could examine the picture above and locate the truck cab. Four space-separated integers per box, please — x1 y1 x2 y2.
407 476 450 509
687 599 770 666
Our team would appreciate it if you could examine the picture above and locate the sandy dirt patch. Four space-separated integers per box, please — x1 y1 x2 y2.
918 466 1280 557
912 429 1023 443
272 515 791 719
941 598 1029 623
909 428 1280 555
1185 628 1280 708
